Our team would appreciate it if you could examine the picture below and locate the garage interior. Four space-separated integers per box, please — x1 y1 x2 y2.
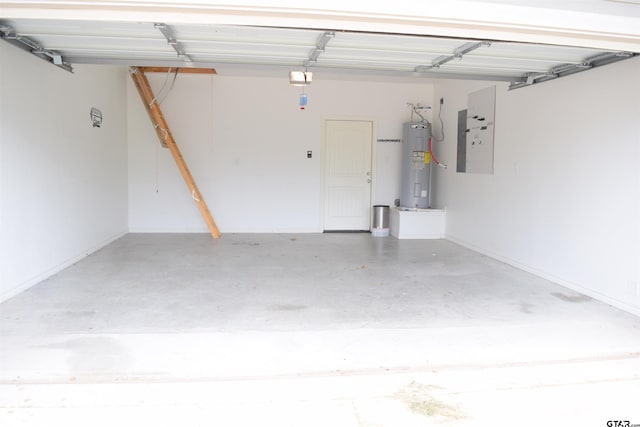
1 1 640 425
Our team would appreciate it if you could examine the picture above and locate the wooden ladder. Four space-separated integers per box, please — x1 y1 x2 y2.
130 66 220 238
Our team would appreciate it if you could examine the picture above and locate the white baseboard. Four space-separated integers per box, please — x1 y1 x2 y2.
446 234 640 318
128 227 323 234
222 228 323 234
128 227 209 233
0 231 127 303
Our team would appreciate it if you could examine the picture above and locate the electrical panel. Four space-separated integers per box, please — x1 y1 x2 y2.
464 86 496 174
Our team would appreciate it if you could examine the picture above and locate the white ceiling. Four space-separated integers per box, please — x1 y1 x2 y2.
1 1 638 87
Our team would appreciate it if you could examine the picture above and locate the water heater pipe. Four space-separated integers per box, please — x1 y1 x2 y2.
429 137 447 169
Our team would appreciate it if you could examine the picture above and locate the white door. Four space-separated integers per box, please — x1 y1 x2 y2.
323 120 373 231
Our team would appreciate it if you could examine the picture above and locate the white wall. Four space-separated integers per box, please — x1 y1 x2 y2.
432 56 640 315
0 42 129 302
128 73 433 232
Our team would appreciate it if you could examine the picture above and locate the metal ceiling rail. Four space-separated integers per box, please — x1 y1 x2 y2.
509 50 635 90
2 17 636 89
155 22 192 65
0 24 73 72
414 41 492 72
304 31 334 67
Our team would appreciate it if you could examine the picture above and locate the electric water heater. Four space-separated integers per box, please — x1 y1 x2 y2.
400 122 431 209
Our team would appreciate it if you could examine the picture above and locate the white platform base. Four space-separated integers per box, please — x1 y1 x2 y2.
390 207 445 239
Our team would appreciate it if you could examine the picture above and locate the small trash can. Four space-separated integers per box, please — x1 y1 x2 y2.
371 205 390 237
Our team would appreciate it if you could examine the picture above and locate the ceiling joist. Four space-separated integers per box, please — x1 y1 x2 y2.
137 66 217 74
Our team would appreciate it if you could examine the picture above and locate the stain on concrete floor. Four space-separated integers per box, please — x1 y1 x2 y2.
394 381 465 423
268 304 308 311
551 292 592 303
519 303 535 314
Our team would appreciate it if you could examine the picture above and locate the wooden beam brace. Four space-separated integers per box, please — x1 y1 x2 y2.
129 67 221 239
137 66 217 74
130 70 168 148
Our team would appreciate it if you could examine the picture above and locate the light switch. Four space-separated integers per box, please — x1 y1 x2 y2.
307 150 312 158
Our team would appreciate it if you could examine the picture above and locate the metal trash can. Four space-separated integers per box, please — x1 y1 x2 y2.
371 205 390 237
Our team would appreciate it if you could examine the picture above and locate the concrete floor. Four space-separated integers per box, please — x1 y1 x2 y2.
1 233 639 426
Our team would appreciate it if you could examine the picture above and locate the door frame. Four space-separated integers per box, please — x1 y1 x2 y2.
320 116 377 231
